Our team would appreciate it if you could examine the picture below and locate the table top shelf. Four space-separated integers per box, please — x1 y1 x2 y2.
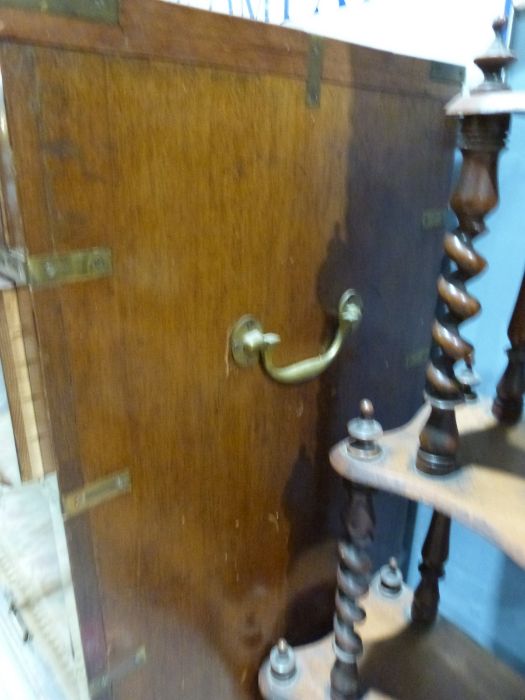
259 574 525 700
330 397 525 569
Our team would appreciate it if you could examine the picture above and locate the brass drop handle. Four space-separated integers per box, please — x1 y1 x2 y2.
230 289 363 384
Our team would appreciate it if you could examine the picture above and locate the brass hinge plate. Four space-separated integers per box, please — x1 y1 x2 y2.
62 470 131 520
0 0 119 23
89 646 146 698
0 246 112 288
405 347 429 369
421 208 447 231
306 35 324 108
429 61 465 85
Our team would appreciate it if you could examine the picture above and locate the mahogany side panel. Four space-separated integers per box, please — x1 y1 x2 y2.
4 43 356 697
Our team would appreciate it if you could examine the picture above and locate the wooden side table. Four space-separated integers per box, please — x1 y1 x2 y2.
259 19 525 700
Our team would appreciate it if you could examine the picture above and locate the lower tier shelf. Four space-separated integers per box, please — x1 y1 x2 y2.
259 573 525 700
330 397 525 569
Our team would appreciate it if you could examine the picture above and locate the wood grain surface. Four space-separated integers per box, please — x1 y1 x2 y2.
0 19 457 698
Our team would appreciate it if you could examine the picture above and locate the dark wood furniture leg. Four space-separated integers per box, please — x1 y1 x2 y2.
331 483 374 700
417 20 513 475
416 111 509 474
411 510 451 624
493 270 525 423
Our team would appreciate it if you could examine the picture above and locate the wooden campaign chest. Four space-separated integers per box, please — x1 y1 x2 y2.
0 2 460 697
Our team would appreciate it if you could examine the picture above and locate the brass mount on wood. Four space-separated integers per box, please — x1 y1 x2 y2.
230 289 362 384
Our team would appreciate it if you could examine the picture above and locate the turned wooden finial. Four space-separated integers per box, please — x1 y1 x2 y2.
473 17 515 89
347 399 382 460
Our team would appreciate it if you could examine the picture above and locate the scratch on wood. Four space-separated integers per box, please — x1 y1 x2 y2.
224 327 231 377
267 511 279 532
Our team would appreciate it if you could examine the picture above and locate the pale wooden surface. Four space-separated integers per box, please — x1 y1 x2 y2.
259 574 525 699
331 397 525 569
0 289 43 482
0 392 18 486
0 476 89 699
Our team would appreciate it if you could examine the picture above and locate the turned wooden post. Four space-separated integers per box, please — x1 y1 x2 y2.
411 510 451 624
417 19 515 475
331 483 374 700
493 270 525 423
331 400 381 700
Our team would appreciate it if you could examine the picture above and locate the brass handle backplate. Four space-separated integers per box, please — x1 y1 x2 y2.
230 289 363 384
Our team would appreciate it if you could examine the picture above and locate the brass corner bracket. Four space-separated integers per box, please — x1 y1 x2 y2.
306 35 324 108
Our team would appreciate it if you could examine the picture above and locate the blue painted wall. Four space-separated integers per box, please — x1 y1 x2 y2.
407 11 525 675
